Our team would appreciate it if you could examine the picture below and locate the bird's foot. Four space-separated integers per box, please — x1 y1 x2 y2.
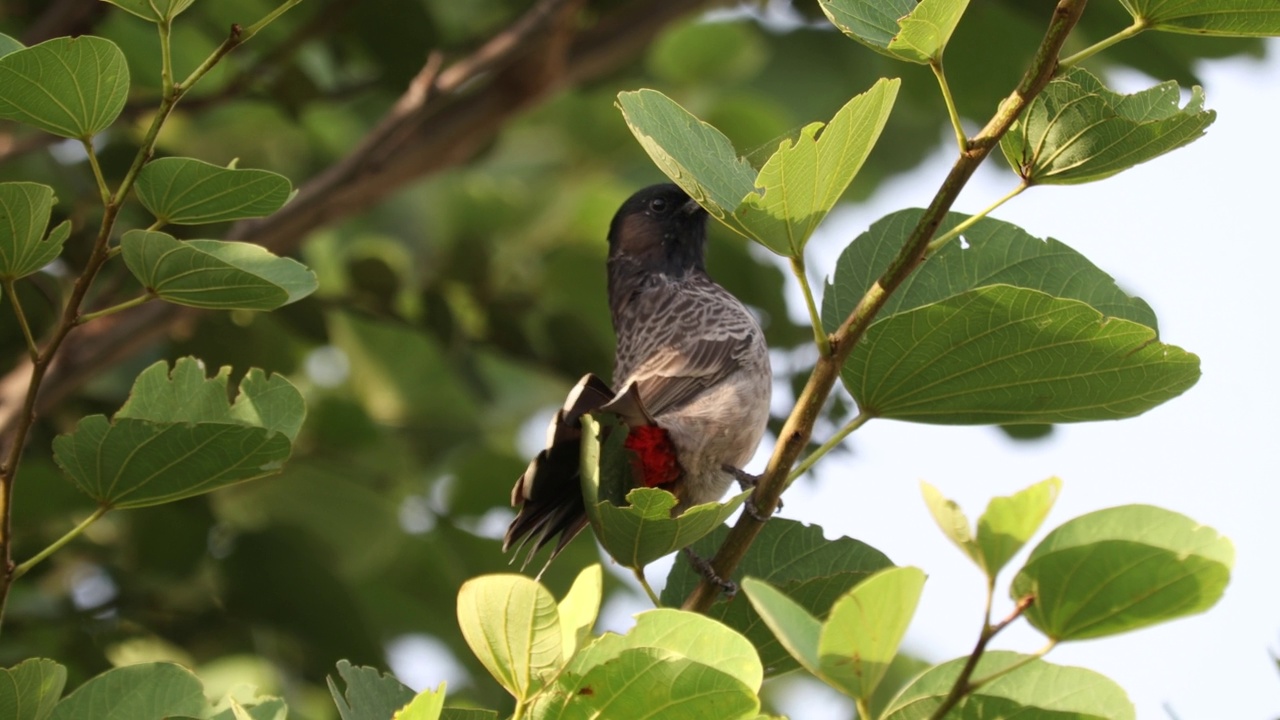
723 464 780 522
683 547 737 600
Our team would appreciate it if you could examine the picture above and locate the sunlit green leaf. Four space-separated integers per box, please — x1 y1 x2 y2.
392 682 445 720
820 0 970 63
48 663 206 720
594 487 748 570
618 84 898 258
737 78 899 255
135 157 292 225
53 357 303 509
741 578 822 674
457 574 562 701
0 658 65 720
1001 67 1214 185
557 564 603 660
842 285 1199 424
531 609 761 720
1012 505 1233 640
102 0 195 22
0 182 70 280
881 651 1135 720
121 230 317 310
920 481 978 564
1120 0 1280 36
0 36 128 139
975 476 1061 578
662 520 894 675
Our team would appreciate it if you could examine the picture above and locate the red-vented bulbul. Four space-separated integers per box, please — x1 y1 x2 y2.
504 183 772 567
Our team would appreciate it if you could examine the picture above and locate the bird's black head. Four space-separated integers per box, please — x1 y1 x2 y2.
606 183 709 278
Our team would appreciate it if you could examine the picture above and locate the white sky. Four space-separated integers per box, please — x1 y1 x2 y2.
764 40 1280 720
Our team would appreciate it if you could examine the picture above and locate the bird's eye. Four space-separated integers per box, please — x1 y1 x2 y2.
648 197 668 213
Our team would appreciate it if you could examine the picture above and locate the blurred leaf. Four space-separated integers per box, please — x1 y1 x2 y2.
102 0 195 23
0 36 129 139
135 157 292 225
122 230 317 310
1120 0 1280 35
1012 505 1233 640
49 663 206 720
457 574 562 701
881 651 1135 719
328 661 415 720
841 286 1199 424
53 358 302 509
662 520 894 675
531 609 761 720
920 481 977 564
822 209 1159 331
820 0 970 64
393 683 445 720
0 658 65 720
648 20 767 85
0 182 70 280
1001 67 1214 185
975 477 1061 578
557 564 603 660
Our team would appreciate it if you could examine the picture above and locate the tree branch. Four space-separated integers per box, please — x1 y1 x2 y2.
681 0 1090 612
0 0 716 440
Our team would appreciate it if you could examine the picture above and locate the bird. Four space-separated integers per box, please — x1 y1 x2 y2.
504 183 772 569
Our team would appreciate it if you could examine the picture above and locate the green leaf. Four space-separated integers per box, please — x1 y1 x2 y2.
135 157 293 225
48 663 206 720
594 487 748 570
822 209 1159 332
919 480 978 564
102 0 195 22
207 698 288 720
0 658 65 720
558 564 603 660
1001 67 1215 185
881 651 1135 720
0 36 128 139
736 78 899 255
841 285 1200 424
0 34 23 59
975 477 1062 578
820 0 970 63
615 89 757 226
393 683 445 720
327 661 415 720
1011 505 1233 641
618 84 899 258
456 574 562 701
1120 0 1280 36
532 609 762 720
662 520 894 675
0 182 70 280
820 567 925 700
52 357 303 509
121 230 317 310
741 578 823 675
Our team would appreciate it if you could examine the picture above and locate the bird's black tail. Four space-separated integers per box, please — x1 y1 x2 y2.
504 373 614 570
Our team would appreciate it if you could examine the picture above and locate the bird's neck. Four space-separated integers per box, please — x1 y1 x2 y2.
606 259 709 333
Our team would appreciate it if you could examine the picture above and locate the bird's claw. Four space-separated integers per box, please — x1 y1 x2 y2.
683 547 737 600
723 464 780 521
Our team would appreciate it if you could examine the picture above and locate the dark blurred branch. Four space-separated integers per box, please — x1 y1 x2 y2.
0 0 716 437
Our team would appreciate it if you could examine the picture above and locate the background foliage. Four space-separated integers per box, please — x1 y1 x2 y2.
0 1 1271 718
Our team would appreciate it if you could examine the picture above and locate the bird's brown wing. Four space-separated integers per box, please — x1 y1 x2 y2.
625 326 759 416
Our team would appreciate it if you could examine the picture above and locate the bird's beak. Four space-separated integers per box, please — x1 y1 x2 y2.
680 197 705 216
